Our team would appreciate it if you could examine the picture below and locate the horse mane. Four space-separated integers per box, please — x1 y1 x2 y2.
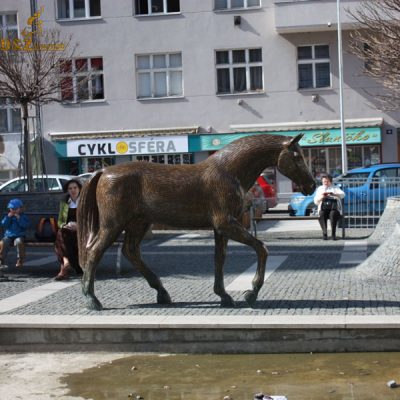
206 134 287 191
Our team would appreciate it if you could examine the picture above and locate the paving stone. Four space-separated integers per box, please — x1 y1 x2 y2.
2 227 399 317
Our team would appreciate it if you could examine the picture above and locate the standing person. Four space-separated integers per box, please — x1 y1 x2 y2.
0 198 30 267
54 179 83 280
314 174 345 240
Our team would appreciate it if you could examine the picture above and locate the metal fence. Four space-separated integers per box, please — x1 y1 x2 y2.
337 177 400 228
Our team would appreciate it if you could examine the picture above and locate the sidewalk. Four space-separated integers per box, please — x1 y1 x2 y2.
0 223 399 353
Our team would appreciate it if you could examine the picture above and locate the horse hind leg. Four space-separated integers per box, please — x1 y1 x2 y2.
82 230 118 311
123 223 172 305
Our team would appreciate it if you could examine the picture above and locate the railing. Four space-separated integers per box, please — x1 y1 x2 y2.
336 177 400 228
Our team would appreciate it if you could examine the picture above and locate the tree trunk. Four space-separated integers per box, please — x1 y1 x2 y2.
22 101 33 192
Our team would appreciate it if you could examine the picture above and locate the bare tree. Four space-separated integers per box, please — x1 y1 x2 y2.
348 0 400 110
0 22 78 191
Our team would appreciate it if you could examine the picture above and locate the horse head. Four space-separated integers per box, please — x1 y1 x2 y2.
277 134 316 195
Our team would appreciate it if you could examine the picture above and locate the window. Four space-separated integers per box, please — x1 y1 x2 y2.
0 13 18 40
363 43 373 71
87 157 113 172
136 53 183 98
57 0 101 20
300 145 381 183
215 0 260 10
0 179 28 192
60 57 104 102
135 0 180 15
135 153 193 164
216 48 263 94
374 168 399 179
0 99 21 133
297 45 330 89
363 145 380 166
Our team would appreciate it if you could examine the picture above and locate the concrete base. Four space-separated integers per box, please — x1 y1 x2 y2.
1 315 400 353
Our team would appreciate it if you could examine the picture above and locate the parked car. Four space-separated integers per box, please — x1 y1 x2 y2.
78 172 93 182
0 174 77 193
256 175 278 210
288 163 400 216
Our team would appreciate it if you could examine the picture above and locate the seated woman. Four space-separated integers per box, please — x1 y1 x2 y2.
314 174 345 240
54 178 83 280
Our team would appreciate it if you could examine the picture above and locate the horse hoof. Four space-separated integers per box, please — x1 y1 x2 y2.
87 297 103 311
157 291 172 305
243 290 257 307
221 297 236 308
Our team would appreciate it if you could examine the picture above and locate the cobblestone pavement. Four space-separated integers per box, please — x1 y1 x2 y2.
2 227 398 317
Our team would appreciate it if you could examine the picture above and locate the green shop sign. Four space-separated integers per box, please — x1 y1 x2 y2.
189 127 381 151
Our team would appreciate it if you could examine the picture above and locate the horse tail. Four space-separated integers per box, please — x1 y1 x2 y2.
78 170 103 267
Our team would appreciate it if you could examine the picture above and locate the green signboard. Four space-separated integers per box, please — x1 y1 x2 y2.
189 127 381 152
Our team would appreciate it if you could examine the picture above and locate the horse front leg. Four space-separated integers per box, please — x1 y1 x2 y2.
123 225 172 305
215 217 268 307
214 230 235 307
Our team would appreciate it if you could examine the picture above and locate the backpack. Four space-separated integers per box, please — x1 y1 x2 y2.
35 217 58 242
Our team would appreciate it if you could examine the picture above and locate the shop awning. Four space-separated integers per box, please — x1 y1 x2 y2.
189 118 383 152
49 126 200 141
230 118 383 132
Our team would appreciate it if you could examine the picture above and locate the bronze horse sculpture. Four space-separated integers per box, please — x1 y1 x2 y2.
78 133 316 310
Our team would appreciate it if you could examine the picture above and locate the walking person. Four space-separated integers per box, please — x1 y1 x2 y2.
54 179 83 280
314 174 345 240
0 198 30 268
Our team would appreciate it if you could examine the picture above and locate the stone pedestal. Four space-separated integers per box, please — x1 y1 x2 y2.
356 223 400 279
368 196 400 244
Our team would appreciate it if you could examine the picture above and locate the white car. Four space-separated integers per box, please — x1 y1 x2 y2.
0 174 77 193
78 172 94 182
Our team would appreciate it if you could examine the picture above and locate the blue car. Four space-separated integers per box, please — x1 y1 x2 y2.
288 163 400 216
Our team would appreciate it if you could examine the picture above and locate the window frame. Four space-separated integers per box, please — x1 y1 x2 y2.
214 0 261 11
56 0 101 21
0 13 18 39
215 47 264 95
0 98 22 134
297 44 331 90
134 0 181 16
136 52 183 99
60 57 105 103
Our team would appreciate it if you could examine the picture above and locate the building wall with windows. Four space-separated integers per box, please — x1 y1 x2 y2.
1 0 399 198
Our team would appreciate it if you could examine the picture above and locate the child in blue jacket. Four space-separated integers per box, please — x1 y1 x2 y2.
0 198 30 268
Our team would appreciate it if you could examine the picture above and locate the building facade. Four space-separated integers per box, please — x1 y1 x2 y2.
1 0 399 200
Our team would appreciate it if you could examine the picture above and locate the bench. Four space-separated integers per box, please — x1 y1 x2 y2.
250 208 346 239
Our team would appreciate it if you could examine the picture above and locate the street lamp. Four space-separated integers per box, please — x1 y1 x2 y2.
337 0 348 174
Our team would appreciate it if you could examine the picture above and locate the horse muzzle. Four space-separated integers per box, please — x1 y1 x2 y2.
300 180 317 196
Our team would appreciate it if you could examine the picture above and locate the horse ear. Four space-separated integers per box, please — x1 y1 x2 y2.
285 133 304 149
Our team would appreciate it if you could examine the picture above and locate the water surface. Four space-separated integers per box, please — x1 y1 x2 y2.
65 352 400 399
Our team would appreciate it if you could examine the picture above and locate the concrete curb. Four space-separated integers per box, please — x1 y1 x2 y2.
2 314 400 353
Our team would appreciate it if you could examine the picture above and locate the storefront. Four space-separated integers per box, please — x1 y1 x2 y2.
50 127 198 174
